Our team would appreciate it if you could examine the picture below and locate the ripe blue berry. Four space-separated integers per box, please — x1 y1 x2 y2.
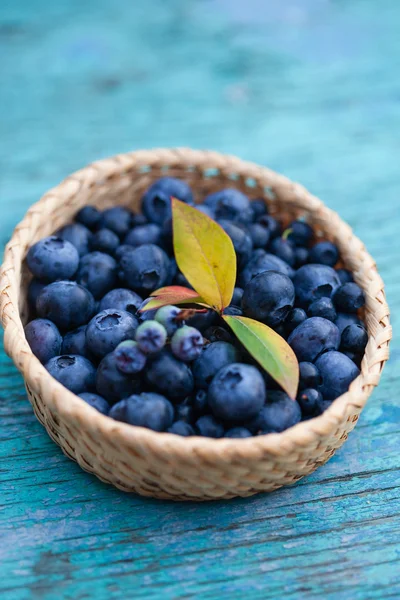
309 241 339 267
293 264 341 307
98 206 132 239
131 214 148 227
28 279 46 309
287 221 313 246
314 397 333 415
57 223 92 256
75 206 101 230
99 288 143 315
218 220 253 268
90 228 120 255
114 340 147 374
294 247 309 268
246 391 301 433
308 297 337 322
297 388 322 415
269 237 296 266
144 350 194 400
333 282 365 313
316 350 360 400
141 177 194 225
167 421 195 436
208 363 266 422
175 398 195 423
24 318 62 364
299 361 321 390
196 204 216 219
231 287 244 307
119 243 169 294
225 427 252 438
136 320 167 354
114 244 135 262
203 326 234 344
27 236 80 282
62 325 91 358
204 188 253 224
250 198 268 220
240 250 294 287
340 324 368 354
335 312 362 334
36 281 95 330
77 252 118 299
45 355 96 394
248 223 270 248
124 223 162 247
285 308 307 333
257 215 281 238
171 326 204 362
288 317 340 363
96 352 141 402
86 309 139 357
79 393 110 415
192 341 241 389
336 269 354 284
195 415 224 438
109 393 174 432
185 308 216 332
155 305 182 337
241 271 295 326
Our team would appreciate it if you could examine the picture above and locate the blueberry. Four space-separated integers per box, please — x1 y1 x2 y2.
297 388 322 415
62 325 91 358
28 279 46 310
293 264 341 308
231 287 244 307
204 188 253 224
257 215 281 239
99 288 143 315
299 361 321 390
96 352 141 402
171 326 203 362
240 251 294 287
308 297 337 322
114 340 146 374
335 312 362 334
26 236 79 282
195 204 215 219
342 351 362 368
45 355 96 394
246 391 301 433
173 271 193 289
294 247 309 268
119 244 169 294
225 427 252 438
115 244 135 262
175 398 195 423
250 198 268 220
287 221 313 246
166 258 178 285
242 271 295 326
288 317 340 363
209 363 266 422
75 206 101 230
247 223 270 248
333 282 365 313
269 237 296 266
314 397 333 415
195 415 224 438
218 220 253 268
192 341 241 389
138 302 158 323
136 320 167 354
193 389 208 415
86 309 138 358
155 305 182 336
36 281 95 330
141 177 194 225
77 252 118 299
185 308 216 332
24 318 62 364
223 306 243 316
316 350 360 400
167 421 195 436
341 324 368 354
78 392 110 415
144 349 194 400
285 308 307 334
98 207 132 239
309 241 339 267
160 218 173 254
124 223 162 247
131 213 148 227
109 393 174 431
57 223 92 257
90 228 120 255
336 269 354 284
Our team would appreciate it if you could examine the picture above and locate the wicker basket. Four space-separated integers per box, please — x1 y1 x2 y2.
0 148 392 500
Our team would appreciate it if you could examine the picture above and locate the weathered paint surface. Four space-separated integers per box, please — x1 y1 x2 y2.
1 0 400 598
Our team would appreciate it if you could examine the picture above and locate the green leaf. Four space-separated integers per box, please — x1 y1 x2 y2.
172 198 236 312
140 286 204 311
223 315 299 399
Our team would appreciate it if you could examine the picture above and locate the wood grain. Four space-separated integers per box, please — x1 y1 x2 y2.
1 0 399 597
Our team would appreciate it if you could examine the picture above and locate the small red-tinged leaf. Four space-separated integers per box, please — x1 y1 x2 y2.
223 315 299 399
140 286 203 311
172 198 236 312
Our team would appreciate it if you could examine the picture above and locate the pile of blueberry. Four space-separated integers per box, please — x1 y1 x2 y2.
24 177 367 438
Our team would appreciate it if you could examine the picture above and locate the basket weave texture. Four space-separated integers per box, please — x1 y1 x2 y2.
0 148 392 500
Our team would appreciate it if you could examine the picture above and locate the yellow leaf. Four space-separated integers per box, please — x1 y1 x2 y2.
172 198 236 311
223 315 299 399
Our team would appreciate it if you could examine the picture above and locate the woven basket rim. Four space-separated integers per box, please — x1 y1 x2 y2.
0 147 392 459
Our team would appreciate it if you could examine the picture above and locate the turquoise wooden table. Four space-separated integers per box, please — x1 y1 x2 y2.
1 1 400 598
